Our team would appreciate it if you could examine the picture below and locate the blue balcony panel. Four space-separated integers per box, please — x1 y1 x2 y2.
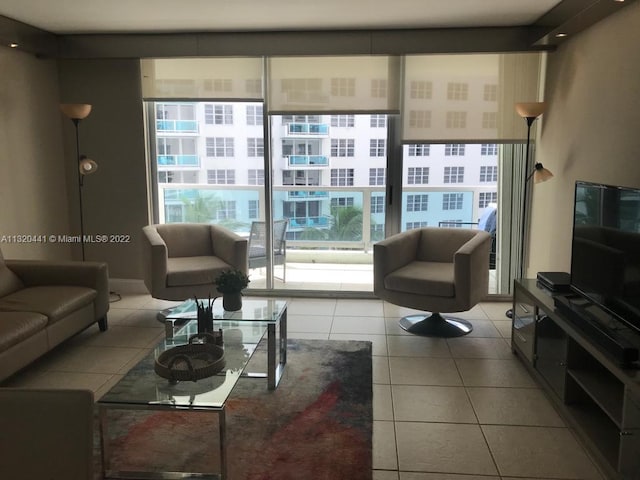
156 119 199 132
288 155 329 167
287 123 329 136
157 154 199 167
288 215 331 228
288 191 329 199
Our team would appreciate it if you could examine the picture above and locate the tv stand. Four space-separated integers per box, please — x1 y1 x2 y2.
512 279 640 480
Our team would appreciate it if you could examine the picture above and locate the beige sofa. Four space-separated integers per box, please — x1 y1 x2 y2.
0 248 110 382
141 223 248 301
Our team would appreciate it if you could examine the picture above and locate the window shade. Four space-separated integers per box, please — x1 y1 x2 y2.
141 58 264 100
267 56 400 113
402 53 543 143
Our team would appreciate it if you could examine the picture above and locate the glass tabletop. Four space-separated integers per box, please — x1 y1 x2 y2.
166 297 287 324
98 321 267 410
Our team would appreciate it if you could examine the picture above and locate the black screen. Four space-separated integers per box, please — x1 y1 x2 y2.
570 181 640 333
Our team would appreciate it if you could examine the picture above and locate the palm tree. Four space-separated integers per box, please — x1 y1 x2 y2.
181 193 222 223
329 205 363 241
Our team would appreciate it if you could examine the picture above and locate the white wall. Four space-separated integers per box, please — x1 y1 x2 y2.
528 1 640 276
0 47 71 259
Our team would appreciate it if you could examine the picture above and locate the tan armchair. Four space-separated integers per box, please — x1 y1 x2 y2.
141 223 248 301
374 227 491 337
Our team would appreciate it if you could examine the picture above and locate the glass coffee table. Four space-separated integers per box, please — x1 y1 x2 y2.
98 298 287 479
164 298 287 391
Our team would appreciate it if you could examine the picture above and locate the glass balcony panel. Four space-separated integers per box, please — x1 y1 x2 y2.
286 123 329 136
157 155 199 167
287 155 329 167
156 119 198 132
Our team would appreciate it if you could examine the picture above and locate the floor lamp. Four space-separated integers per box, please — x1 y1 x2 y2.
60 103 97 261
505 102 553 319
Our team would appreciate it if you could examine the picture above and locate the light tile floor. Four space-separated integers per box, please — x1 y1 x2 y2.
3 294 606 480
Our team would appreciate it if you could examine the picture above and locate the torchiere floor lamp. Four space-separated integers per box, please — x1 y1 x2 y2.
506 102 553 319
60 103 97 261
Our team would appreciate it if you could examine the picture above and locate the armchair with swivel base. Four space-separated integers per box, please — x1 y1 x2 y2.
374 227 491 337
141 223 248 302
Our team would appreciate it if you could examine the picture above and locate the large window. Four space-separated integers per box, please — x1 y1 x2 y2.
407 167 429 184
480 166 498 182
369 168 385 186
444 166 465 183
206 138 234 157
331 139 355 157
443 193 463 210
207 169 236 184
369 139 385 157
331 168 354 186
205 104 233 125
445 144 465 156
407 194 429 212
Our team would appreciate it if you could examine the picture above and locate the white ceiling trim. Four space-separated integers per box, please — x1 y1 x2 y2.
0 0 562 34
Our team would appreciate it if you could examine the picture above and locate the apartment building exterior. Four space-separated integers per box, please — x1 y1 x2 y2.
153 102 498 249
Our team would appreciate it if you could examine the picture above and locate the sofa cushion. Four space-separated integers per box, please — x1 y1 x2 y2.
0 286 97 324
0 311 48 353
0 249 24 298
384 261 455 297
166 256 231 287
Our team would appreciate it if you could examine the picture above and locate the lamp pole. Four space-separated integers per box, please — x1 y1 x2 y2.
72 118 87 261
518 116 536 281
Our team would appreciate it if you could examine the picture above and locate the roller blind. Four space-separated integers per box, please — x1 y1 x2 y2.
402 53 543 143
267 56 400 113
141 57 264 100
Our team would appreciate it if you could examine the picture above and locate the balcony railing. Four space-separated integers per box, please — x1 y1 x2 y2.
286 123 329 136
156 119 199 133
287 190 329 199
287 155 329 167
156 184 485 251
288 216 332 228
157 155 200 167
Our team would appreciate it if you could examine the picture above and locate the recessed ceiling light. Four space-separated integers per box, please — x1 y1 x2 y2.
9 42 19 48
555 33 568 38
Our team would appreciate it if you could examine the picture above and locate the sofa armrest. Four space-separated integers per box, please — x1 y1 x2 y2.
453 230 491 305
210 225 248 273
141 225 169 294
5 260 110 320
373 229 420 293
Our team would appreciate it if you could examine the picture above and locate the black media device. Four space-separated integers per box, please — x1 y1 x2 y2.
536 271 570 292
558 181 640 365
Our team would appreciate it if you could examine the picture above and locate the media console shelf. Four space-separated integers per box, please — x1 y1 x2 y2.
512 279 640 480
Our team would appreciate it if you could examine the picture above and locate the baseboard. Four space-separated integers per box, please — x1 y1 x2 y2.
109 278 148 295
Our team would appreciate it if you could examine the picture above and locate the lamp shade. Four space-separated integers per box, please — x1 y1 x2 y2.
515 102 547 119
79 157 98 175
532 163 553 183
60 104 92 120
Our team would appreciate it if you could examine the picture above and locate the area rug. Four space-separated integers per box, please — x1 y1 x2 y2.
96 339 372 479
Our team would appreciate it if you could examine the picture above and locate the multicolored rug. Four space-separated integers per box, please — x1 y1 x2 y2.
96 339 372 479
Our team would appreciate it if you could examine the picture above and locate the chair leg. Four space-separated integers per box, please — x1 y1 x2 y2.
399 312 472 337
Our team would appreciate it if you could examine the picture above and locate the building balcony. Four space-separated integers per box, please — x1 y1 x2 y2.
284 123 329 136
157 154 200 167
286 155 329 167
156 119 199 133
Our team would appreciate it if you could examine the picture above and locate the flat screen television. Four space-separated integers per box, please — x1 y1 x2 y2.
570 181 640 334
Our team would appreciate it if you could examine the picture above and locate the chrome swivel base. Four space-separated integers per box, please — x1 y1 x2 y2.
399 312 473 337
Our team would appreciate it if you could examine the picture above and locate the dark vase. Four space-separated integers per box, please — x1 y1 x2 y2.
223 292 242 311
197 310 214 334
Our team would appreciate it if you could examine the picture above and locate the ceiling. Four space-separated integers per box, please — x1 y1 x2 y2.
0 0 564 34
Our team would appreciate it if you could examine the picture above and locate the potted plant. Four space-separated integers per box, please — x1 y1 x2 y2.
215 269 250 311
